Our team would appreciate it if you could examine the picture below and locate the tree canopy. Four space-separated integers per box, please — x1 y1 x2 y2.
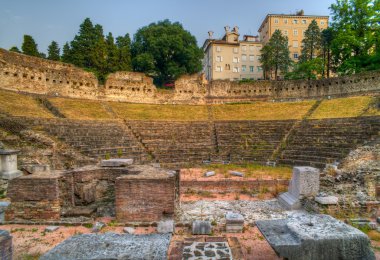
300 20 322 62
47 41 60 61
260 30 292 80
131 20 203 85
21 35 40 57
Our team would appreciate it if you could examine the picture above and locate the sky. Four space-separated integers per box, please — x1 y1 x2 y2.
0 0 335 53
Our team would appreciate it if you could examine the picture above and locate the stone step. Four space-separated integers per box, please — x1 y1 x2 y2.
278 192 301 210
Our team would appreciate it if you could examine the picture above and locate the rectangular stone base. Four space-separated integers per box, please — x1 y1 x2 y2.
1 170 22 180
226 224 243 233
278 192 301 210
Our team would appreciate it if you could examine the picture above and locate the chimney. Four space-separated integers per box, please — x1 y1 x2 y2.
224 26 230 33
208 31 214 39
233 26 239 33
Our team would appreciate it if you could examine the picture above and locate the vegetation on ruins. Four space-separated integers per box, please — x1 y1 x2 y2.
9 46 21 53
131 20 203 85
329 0 380 74
47 41 60 61
260 30 292 80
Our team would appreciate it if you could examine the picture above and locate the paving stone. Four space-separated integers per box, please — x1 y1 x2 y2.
41 233 171 260
45 226 59 232
182 242 232 260
157 220 174 234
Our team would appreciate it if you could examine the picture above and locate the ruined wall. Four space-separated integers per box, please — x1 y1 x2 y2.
115 175 176 222
1 48 380 104
0 49 99 99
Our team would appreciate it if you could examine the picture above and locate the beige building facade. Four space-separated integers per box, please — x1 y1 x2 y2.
258 13 329 61
203 26 264 81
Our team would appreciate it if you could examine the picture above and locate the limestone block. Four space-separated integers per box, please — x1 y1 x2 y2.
192 220 212 235
226 212 244 233
256 212 375 260
100 159 133 167
157 220 174 234
230 171 244 177
315 196 339 205
204 171 215 177
123 227 135 234
22 164 50 174
0 150 22 180
278 192 301 210
45 226 60 232
289 166 320 198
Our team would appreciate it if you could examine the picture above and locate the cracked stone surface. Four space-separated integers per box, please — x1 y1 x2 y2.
178 199 288 224
182 242 232 260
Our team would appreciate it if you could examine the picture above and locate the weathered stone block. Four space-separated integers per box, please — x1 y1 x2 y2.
157 220 174 234
0 150 22 180
0 230 12 260
225 212 244 233
289 166 320 198
45 226 59 232
256 212 375 260
101 159 133 167
230 171 244 177
315 196 338 205
192 220 212 235
204 171 215 177
123 227 135 234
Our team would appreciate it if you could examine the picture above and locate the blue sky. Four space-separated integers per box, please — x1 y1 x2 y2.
0 0 335 53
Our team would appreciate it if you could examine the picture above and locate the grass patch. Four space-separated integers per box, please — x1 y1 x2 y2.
201 163 292 179
48 98 113 120
0 89 53 118
109 103 208 121
212 101 316 121
309 96 379 119
368 230 380 242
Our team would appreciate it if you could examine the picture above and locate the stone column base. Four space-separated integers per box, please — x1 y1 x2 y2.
1 170 23 180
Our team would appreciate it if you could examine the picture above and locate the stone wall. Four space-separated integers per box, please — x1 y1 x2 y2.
115 173 177 222
1 48 379 104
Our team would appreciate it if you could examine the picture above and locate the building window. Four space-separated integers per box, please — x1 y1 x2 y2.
283 30 288 36
233 57 239 63
250 66 254 72
233 47 239 53
274 18 279 24
257 66 262 71
242 65 247 72
293 41 299 48
233 67 239 73
293 30 298 36
321 21 325 25
249 45 254 52
242 45 247 51
249 55 254 61
294 53 299 59
216 56 222 62
225 64 231 70
256 55 261 61
242 54 247 61
216 46 221 52
293 19 298 24
284 19 288 24
302 20 307 24
216 66 222 72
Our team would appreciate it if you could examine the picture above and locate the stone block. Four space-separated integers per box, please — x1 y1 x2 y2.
22 164 50 174
0 150 22 180
100 159 133 167
226 212 244 233
315 196 339 205
92 222 105 233
278 191 301 210
230 171 244 177
123 227 135 234
289 166 320 198
0 230 12 260
204 171 215 177
157 220 174 234
45 226 59 232
192 220 212 235
256 212 375 260
368 222 377 230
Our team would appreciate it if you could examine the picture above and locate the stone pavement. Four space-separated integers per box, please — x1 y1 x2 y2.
182 242 232 260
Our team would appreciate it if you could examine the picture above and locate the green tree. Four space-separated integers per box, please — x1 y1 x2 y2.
9 46 21 53
260 30 292 80
105 32 119 73
61 42 71 63
330 0 380 74
116 34 132 71
21 35 40 57
285 58 324 80
321 28 334 78
47 41 60 61
132 19 203 85
300 20 322 62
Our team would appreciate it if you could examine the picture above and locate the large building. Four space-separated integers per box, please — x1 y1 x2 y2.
202 26 264 81
258 11 329 61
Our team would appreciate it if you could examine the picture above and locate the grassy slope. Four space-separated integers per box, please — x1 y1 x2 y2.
212 101 316 121
48 98 114 120
0 89 53 118
109 103 209 121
